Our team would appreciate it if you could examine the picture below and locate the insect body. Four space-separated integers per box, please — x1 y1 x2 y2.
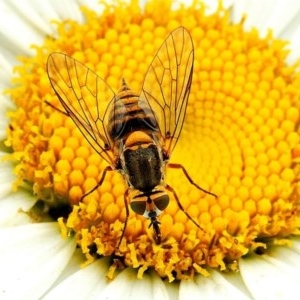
47 27 216 246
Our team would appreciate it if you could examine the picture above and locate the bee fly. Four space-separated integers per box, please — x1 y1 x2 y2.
47 27 216 246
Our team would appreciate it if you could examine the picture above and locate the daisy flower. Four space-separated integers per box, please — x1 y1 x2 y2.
1 0 300 299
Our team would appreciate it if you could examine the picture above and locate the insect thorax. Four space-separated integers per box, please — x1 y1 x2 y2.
123 142 162 191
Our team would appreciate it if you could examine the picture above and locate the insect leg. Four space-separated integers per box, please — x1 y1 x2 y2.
45 100 68 116
81 165 113 201
116 188 130 251
165 183 203 230
167 163 217 198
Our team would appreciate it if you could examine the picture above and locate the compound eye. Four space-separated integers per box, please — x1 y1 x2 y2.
130 198 146 215
154 194 169 211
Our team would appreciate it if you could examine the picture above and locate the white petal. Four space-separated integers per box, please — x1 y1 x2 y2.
231 0 274 33
77 0 108 14
7 0 83 35
0 222 76 299
43 258 110 300
0 157 19 195
0 153 22 197
0 190 35 227
0 0 84 53
0 152 35 226
0 122 8 140
239 242 300 300
168 0 235 15
259 1 300 38
0 1 43 55
179 270 251 299
164 280 179 300
0 0 85 73
150 272 171 300
92 268 170 300
286 27 300 64
230 0 300 63
178 277 202 300
44 260 171 300
0 53 15 90
289 237 300 253
48 248 87 284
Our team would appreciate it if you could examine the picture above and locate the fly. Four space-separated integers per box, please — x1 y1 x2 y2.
46 27 217 247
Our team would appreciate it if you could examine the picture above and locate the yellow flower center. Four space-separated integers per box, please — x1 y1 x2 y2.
5 0 300 281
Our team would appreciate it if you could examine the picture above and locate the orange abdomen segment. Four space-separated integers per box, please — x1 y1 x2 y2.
107 81 158 141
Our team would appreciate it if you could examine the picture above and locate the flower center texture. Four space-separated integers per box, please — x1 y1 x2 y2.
5 0 300 281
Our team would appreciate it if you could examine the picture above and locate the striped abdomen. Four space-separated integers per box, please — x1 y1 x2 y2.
107 79 158 141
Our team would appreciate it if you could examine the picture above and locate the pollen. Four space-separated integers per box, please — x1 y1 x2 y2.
5 0 300 281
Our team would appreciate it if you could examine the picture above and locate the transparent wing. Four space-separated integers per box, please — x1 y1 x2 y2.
140 27 194 157
47 52 115 165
